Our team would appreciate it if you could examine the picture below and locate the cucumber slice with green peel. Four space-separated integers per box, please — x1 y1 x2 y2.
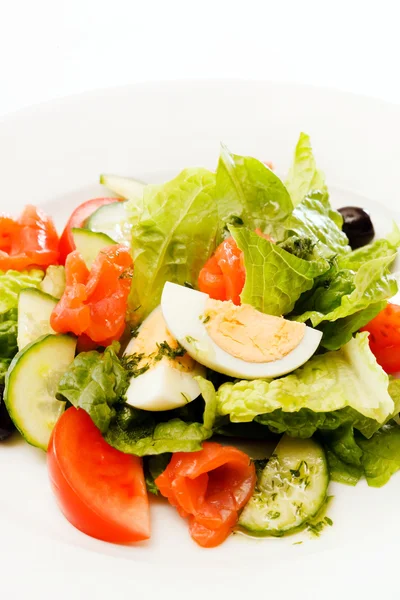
99 174 145 200
86 201 131 244
4 334 77 450
239 435 329 536
17 288 58 350
72 228 116 269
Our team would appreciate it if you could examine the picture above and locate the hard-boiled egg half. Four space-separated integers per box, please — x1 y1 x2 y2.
161 282 322 379
124 306 205 411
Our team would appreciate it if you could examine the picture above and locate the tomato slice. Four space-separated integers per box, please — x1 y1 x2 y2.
48 407 150 544
199 231 274 305
155 442 256 548
58 198 121 264
361 302 400 373
51 245 132 345
0 206 59 271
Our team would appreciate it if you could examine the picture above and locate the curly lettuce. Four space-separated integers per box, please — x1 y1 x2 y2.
104 377 217 456
0 269 43 314
216 144 293 239
230 226 329 316
128 168 218 323
56 343 128 433
217 333 394 428
285 132 328 206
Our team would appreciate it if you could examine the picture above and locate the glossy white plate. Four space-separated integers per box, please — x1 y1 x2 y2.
1 81 400 599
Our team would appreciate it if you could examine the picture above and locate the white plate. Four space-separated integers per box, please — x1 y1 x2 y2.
1 81 400 599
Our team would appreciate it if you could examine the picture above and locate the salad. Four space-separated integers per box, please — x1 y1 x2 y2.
1 133 400 548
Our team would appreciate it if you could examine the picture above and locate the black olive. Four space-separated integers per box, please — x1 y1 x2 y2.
0 384 14 441
338 206 375 249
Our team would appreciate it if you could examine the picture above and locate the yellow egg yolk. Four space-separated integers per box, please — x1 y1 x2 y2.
204 299 305 363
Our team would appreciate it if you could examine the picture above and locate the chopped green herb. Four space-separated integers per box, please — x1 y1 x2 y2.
267 511 281 520
185 335 198 344
184 281 194 289
130 325 140 339
154 340 186 361
121 353 151 378
293 541 303 546
202 315 210 324
324 516 333 527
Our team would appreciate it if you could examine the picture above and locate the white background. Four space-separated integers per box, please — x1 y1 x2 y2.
1 3 400 599
1 0 400 117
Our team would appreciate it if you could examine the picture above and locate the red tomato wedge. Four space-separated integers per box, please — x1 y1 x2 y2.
155 442 256 547
0 205 59 271
198 231 274 305
48 408 150 544
51 244 132 345
361 303 400 373
58 198 121 264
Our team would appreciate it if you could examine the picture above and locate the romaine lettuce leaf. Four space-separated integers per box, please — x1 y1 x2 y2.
0 358 11 386
322 380 400 487
0 269 43 314
144 453 171 495
294 254 397 326
285 133 328 207
217 333 394 426
56 343 128 433
128 168 217 323
216 144 293 238
357 422 400 487
0 309 18 359
230 226 329 316
336 223 400 271
323 425 364 486
319 301 387 351
281 193 350 259
104 378 217 456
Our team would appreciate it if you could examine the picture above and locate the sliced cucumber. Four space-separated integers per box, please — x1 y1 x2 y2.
86 201 131 244
72 228 116 268
239 435 329 536
17 288 58 350
40 265 66 299
5 334 77 450
99 174 145 200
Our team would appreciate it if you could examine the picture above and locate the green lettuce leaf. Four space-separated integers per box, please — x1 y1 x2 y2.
294 254 398 326
336 223 400 271
128 168 217 323
322 424 363 485
216 144 293 238
0 308 18 359
230 226 329 316
322 381 400 487
285 133 328 207
319 301 387 351
0 269 43 314
281 193 350 259
0 358 11 386
104 377 217 456
293 225 400 327
217 333 394 426
357 422 400 487
144 453 172 495
56 343 128 433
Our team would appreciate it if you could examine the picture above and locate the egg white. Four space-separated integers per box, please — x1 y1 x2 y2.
124 306 205 411
161 282 322 379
